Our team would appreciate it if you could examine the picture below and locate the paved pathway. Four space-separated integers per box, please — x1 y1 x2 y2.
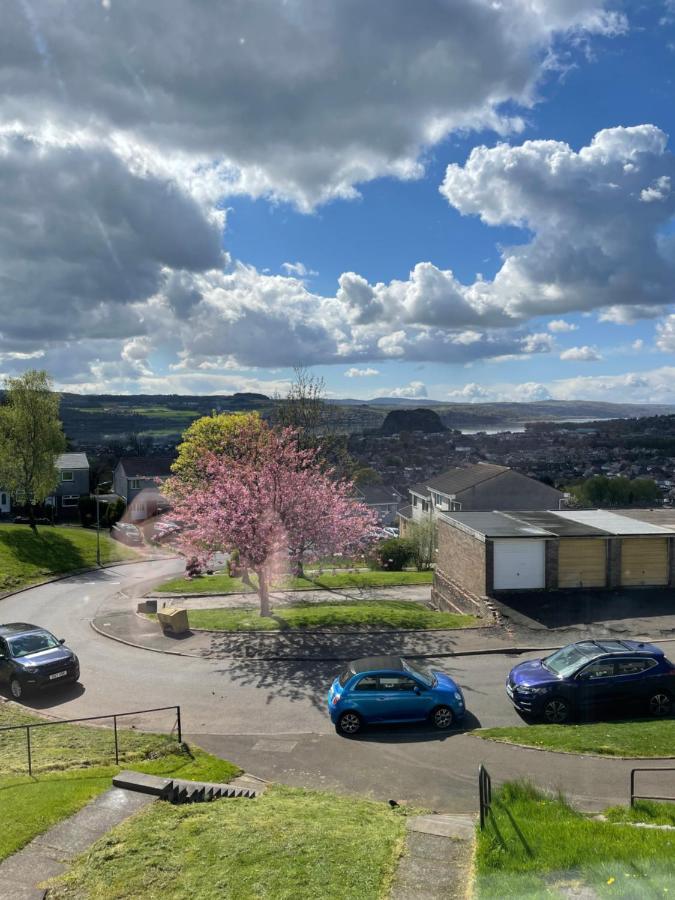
149 583 434 609
0 788 153 899
391 814 475 900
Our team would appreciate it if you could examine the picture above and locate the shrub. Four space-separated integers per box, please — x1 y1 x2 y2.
374 537 414 571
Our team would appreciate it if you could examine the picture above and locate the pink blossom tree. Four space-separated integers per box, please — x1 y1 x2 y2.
163 420 378 617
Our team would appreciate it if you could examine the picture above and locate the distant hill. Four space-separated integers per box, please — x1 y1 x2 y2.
380 408 447 434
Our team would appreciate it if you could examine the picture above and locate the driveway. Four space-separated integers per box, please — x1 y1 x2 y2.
1 560 673 814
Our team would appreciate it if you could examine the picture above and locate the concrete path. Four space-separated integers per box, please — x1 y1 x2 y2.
149 583 435 609
392 814 474 900
0 788 153 899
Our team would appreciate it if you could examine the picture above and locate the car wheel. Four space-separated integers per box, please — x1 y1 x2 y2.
9 678 24 700
541 697 570 724
430 705 454 729
648 691 672 717
337 711 362 736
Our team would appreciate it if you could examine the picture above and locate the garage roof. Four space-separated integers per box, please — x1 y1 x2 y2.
439 508 675 538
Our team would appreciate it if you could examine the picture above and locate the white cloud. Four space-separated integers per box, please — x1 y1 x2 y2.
447 383 491 402
560 345 603 361
641 176 671 202
656 315 675 352
632 339 645 351
345 367 380 378
1 0 621 210
548 319 578 333
388 381 428 399
281 261 317 278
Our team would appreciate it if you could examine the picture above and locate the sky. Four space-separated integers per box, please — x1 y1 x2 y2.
2 0 675 403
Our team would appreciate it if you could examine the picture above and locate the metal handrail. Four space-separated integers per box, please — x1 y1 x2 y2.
0 705 181 777
630 767 675 807
479 763 492 829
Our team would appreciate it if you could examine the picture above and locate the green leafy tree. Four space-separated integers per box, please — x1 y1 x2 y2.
0 370 66 532
374 537 414 571
569 475 661 507
406 520 436 571
171 412 266 485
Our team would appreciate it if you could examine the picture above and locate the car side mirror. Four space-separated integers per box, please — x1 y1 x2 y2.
59 638 65 645
413 686 421 695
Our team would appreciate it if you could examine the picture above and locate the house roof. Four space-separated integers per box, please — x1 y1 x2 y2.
424 463 510 497
356 484 402 505
409 483 431 499
397 504 413 520
439 508 675 539
117 457 175 477
56 453 89 470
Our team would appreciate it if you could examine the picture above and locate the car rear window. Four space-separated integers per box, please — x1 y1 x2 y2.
338 669 352 687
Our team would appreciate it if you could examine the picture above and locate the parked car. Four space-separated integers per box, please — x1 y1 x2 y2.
383 527 399 537
328 655 465 735
111 522 143 545
152 520 180 541
507 639 675 724
0 623 80 700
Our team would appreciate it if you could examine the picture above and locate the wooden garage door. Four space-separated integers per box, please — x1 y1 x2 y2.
493 540 546 590
558 539 606 588
621 538 668 586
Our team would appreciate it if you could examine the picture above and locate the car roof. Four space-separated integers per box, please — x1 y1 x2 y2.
349 656 405 674
0 623 43 638
573 639 663 657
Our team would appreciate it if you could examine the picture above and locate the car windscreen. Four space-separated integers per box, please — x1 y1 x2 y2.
403 659 434 687
8 631 61 658
543 643 598 678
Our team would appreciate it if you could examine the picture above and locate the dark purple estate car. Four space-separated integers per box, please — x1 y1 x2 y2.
507 640 675 724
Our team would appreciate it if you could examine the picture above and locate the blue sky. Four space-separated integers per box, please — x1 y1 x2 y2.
2 1 675 402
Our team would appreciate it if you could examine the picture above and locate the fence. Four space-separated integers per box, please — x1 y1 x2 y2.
0 705 181 777
630 767 675 807
478 763 492 829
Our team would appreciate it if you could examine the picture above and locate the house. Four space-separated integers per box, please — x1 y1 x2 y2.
113 458 174 520
398 463 564 535
0 488 10 516
47 453 90 516
354 484 403 526
432 507 675 617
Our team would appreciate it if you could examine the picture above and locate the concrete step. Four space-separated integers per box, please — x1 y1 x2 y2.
113 770 260 804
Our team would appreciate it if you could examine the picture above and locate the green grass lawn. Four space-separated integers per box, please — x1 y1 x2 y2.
0 523 139 593
476 718 675 757
47 784 406 900
0 703 240 862
159 599 477 631
156 568 434 594
476 781 675 898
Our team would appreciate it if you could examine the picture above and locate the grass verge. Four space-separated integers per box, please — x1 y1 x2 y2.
0 523 138 593
0 703 240 862
155 568 434 594
47 784 406 900
155 599 477 631
476 781 675 898
476 718 675 757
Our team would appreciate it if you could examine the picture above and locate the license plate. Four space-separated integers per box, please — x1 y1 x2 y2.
49 670 67 680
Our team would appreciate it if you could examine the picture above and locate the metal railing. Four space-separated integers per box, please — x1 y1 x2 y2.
630 767 675 807
0 705 181 777
479 763 492 829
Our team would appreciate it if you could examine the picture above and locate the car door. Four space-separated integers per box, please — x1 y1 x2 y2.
575 659 619 716
0 638 12 685
611 657 660 709
377 674 430 721
349 675 382 721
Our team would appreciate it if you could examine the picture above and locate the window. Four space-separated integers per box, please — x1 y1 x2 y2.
451 501 462 511
412 495 418 507
379 675 418 692
61 470 73 482
354 676 379 691
0 493 6 505
615 658 658 676
578 660 615 680
61 495 80 507
129 479 141 489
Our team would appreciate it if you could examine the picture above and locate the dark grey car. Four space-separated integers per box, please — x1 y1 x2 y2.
0 623 80 700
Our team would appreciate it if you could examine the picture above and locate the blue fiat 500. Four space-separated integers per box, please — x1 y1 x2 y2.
328 655 465 735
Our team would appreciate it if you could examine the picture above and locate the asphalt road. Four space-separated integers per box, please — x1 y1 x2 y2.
1 560 672 813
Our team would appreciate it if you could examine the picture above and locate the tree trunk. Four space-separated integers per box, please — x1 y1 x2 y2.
257 567 271 617
28 503 38 535
241 566 252 586
293 557 304 579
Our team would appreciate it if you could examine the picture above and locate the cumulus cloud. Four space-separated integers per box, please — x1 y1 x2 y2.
1 0 621 210
440 125 675 321
656 315 675 352
345 368 380 378
388 381 428 399
560 345 603 361
281 261 317 278
548 319 578 332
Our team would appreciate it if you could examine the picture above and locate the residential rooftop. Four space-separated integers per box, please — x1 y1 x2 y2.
439 508 675 539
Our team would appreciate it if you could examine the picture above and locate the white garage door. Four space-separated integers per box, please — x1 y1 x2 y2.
493 540 546 590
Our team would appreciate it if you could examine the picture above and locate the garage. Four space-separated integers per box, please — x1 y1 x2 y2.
621 537 669 586
558 538 607 588
493 539 546 590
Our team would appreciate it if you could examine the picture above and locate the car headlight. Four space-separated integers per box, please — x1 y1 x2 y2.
21 661 37 669
518 686 550 695
453 691 463 702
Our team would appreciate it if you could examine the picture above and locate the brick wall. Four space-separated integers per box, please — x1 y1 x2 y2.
435 518 487 597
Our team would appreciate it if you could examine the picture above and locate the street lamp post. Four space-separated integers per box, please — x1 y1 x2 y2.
94 482 115 567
